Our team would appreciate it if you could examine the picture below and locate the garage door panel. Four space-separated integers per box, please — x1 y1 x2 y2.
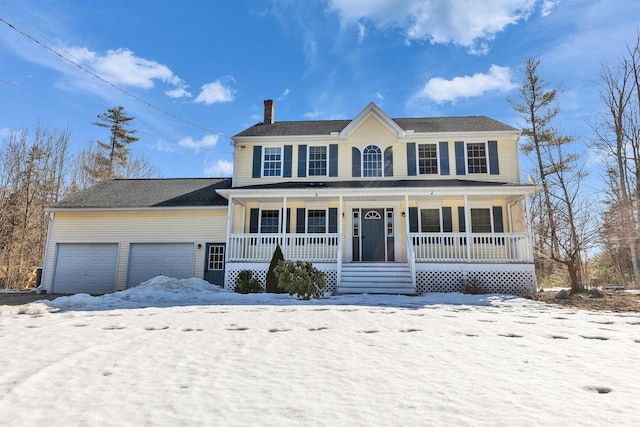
53 244 118 294
128 243 194 287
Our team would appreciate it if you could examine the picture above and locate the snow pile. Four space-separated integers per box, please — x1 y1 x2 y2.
0 302 53 316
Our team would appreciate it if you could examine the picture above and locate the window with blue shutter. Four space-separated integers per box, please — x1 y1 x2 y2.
455 141 465 175
283 145 292 177
384 146 393 177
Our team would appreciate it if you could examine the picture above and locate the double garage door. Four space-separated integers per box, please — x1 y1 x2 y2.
52 243 195 294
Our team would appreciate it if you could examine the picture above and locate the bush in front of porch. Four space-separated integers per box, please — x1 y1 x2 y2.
266 245 286 294
273 260 326 300
234 270 264 294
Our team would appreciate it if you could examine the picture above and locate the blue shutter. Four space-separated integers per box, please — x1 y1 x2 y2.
455 141 465 175
252 146 262 178
442 207 453 232
282 208 291 233
329 144 338 177
352 147 361 177
249 208 259 233
409 207 419 233
298 145 307 177
406 142 416 176
458 207 466 233
384 147 393 177
492 206 504 233
283 145 292 177
296 208 306 233
488 140 499 175
439 141 449 175
328 208 338 233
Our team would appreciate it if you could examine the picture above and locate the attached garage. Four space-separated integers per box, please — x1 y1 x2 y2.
52 243 118 294
127 243 195 287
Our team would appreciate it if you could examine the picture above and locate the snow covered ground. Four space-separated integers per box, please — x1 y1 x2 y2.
1 276 639 426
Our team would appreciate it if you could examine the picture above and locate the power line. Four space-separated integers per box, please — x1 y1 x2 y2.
0 16 219 135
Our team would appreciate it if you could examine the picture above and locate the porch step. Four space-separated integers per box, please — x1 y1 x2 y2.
338 263 415 295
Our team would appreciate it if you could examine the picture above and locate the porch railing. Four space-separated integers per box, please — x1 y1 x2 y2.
408 232 533 263
227 233 340 262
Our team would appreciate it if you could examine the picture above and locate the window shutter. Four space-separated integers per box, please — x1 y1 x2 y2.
488 140 499 175
439 141 450 175
384 147 393 177
298 145 307 177
296 208 306 233
455 141 465 175
329 144 338 177
458 206 466 233
283 145 292 178
252 146 262 178
249 208 259 233
352 147 361 177
492 206 504 233
442 207 453 232
409 207 419 233
282 208 291 233
406 142 416 176
328 208 338 233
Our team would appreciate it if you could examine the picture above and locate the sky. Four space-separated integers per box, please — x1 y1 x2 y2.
1 276 640 425
1 0 639 179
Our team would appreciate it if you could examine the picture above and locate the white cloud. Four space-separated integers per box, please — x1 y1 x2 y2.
303 111 323 119
418 65 515 103
541 0 559 17
152 140 175 153
165 88 192 99
204 159 233 177
278 88 290 100
177 134 219 153
67 47 187 90
194 79 234 105
328 0 536 54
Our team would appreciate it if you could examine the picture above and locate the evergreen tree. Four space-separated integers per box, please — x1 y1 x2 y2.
266 244 286 293
91 105 139 179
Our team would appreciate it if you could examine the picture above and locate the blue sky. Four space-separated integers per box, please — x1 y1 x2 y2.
1 0 639 179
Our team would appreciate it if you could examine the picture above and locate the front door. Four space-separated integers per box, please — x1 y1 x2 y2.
361 208 386 261
204 243 226 286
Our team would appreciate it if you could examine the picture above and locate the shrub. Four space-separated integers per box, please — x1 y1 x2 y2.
234 270 263 294
273 260 326 300
266 244 286 293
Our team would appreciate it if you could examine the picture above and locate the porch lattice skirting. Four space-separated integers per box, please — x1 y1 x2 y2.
226 262 535 297
415 263 536 296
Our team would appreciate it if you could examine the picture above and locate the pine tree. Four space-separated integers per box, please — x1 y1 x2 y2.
91 106 139 179
266 244 285 293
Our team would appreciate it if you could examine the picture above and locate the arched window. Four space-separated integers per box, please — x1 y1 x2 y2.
362 145 382 177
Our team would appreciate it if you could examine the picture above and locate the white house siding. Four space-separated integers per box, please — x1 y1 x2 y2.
42 209 227 293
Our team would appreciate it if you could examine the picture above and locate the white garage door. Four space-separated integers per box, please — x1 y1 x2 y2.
128 243 195 287
53 243 118 294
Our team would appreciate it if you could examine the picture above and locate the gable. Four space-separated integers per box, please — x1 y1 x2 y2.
339 102 405 139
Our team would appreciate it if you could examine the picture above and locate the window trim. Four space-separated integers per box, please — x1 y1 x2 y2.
417 143 440 175
465 142 488 174
207 245 225 271
259 209 281 233
307 145 328 177
262 146 283 178
469 207 493 233
418 207 442 233
362 144 384 178
306 208 328 233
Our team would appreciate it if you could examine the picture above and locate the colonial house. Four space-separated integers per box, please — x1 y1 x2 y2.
40 100 537 296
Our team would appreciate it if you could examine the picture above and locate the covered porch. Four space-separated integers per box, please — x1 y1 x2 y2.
217 181 537 295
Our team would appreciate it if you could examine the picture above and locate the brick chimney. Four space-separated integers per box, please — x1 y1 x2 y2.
264 99 274 124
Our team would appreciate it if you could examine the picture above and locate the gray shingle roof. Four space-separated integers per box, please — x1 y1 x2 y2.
50 178 232 209
234 116 517 138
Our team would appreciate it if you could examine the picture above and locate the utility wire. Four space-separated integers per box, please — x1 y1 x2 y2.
0 16 219 135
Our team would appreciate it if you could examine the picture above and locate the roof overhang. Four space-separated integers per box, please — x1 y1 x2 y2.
45 205 229 213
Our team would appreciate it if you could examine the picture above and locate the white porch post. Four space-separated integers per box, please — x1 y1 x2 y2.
225 196 233 273
282 196 288 258
524 196 534 262
464 194 471 262
404 194 410 237
337 196 343 289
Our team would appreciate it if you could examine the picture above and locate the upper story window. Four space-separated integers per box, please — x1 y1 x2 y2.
308 146 327 176
467 143 487 174
307 209 327 233
260 209 280 233
263 147 282 177
363 145 383 177
418 144 438 175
